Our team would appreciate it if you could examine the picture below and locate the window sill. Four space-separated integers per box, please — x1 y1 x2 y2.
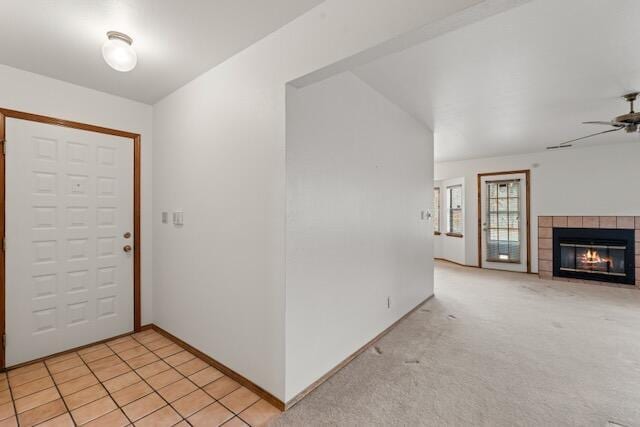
446 232 464 238
486 258 521 264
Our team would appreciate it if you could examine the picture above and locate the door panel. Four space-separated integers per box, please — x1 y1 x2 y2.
5 118 134 366
480 172 528 272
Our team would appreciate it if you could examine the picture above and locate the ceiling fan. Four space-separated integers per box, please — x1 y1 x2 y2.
547 92 640 150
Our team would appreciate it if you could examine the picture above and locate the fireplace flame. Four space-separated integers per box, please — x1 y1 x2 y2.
581 249 609 265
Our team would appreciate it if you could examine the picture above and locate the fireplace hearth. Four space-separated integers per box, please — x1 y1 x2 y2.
553 228 635 285
538 216 640 288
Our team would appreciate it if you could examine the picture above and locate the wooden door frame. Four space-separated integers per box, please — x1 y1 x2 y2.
477 169 531 273
0 108 142 369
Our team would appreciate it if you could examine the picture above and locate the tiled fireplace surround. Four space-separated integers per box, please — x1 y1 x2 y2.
538 216 640 288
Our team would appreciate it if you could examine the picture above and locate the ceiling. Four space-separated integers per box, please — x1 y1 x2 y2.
355 0 640 162
0 0 323 104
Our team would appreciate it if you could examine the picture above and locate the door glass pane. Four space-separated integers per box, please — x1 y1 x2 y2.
490 213 497 226
486 179 521 263
498 213 507 227
508 182 519 197
489 183 497 198
498 184 507 198
508 213 519 228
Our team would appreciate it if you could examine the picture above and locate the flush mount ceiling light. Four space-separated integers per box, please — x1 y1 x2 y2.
102 31 137 72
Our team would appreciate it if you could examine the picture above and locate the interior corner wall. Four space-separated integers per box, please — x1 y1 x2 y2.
434 141 640 272
151 0 482 401
0 64 154 324
284 71 434 401
433 177 465 265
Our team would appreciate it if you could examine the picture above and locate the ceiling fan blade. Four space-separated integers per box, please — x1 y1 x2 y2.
546 144 573 150
582 121 626 127
546 127 625 150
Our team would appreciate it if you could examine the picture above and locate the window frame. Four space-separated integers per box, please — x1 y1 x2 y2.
446 184 464 237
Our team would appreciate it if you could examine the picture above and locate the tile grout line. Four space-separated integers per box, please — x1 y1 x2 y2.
149 338 250 424
135 332 261 426
97 334 188 424
63 335 174 420
4 373 20 426
6 331 270 427
59 334 172 425
130 330 248 425
67 351 128 426
95 337 157 426
39 355 75 426
57 349 135 426
8 344 106 402
7 371 50 397
67 337 161 425
8 363 71 426
125 332 196 426
138 330 273 423
87 340 256 426
31 349 115 423
8 333 181 426
234 401 260 427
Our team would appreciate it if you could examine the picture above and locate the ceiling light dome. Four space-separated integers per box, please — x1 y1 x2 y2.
102 31 137 72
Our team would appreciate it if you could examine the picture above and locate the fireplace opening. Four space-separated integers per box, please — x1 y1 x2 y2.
553 228 635 285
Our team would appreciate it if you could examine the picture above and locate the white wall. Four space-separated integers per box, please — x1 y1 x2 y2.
152 0 480 401
433 177 465 265
435 141 640 271
0 64 153 324
285 72 433 401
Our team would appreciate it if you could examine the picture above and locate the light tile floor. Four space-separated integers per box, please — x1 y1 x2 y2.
0 329 281 426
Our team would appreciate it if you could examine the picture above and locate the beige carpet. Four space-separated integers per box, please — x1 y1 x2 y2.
274 261 640 426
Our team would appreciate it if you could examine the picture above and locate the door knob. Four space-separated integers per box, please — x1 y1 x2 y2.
123 245 132 253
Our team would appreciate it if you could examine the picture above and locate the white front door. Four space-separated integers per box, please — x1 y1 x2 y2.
5 118 134 367
480 172 528 272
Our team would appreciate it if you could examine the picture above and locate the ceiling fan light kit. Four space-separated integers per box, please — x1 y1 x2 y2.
547 92 640 150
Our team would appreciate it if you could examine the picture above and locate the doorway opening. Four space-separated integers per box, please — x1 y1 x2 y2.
477 170 531 273
0 108 141 369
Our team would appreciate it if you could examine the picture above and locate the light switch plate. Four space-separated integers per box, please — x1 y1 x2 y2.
421 210 432 220
173 211 184 226
161 212 168 224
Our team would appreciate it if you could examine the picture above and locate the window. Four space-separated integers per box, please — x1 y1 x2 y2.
433 188 440 234
447 185 463 235
486 180 521 262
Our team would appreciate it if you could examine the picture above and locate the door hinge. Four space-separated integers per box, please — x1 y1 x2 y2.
2 334 5 349
2 141 5 156
2 239 5 252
